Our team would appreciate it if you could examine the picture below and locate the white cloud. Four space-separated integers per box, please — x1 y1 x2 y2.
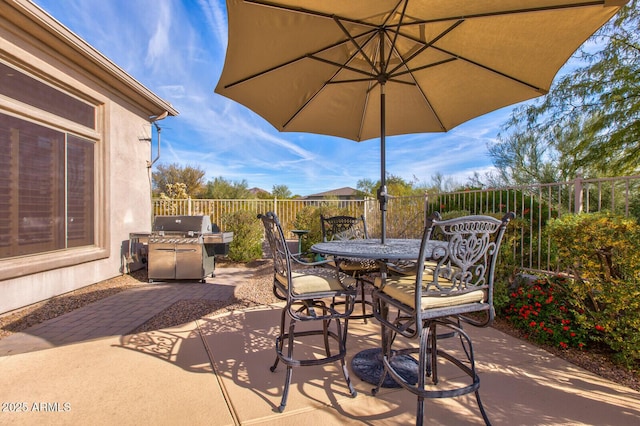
197 0 228 51
144 2 172 68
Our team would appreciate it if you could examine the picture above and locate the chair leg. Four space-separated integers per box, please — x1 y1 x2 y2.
336 317 357 397
416 324 434 426
456 323 491 426
277 320 297 412
323 317 331 358
430 323 438 384
270 307 288 373
341 358 357 397
278 365 293 413
273 302 356 412
359 278 368 323
395 319 491 425
475 388 491 425
432 321 491 425
372 302 392 396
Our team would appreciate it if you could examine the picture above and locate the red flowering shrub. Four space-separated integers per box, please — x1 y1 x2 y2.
503 276 587 350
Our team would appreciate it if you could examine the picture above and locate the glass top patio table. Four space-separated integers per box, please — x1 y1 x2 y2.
311 238 428 261
311 238 445 388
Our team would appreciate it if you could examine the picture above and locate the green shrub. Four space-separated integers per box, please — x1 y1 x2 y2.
293 204 347 253
545 212 640 366
438 210 470 219
492 214 529 312
222 210 264 262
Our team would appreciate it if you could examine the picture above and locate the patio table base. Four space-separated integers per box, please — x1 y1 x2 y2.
351 348 418 388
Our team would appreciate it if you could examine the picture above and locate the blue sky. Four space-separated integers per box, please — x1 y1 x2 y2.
32 0 543 196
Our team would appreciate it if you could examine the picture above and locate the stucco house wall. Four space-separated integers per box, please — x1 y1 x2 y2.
0 0 178 314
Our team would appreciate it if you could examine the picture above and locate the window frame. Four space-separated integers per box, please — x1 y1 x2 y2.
0 60 107 281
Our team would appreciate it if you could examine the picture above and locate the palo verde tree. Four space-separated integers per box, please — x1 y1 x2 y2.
356 174 426 198
201 177 254 199
271 184 292 199
490 1 640 183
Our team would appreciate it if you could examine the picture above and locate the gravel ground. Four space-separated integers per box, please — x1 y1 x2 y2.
129 259 280 334
1 259 638 392
0 259 278 340
0 269 147 339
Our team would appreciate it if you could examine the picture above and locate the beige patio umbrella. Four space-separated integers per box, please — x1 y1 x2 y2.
215 0 627 243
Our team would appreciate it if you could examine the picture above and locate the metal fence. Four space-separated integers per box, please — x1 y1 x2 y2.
153 175 640 274
153 197 365 237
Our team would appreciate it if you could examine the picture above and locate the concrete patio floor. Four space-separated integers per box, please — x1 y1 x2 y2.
0 267 639 425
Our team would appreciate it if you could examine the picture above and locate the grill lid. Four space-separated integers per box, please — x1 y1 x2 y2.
152 215 213 234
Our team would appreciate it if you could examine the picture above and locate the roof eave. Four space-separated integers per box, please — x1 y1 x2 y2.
3 0 179 118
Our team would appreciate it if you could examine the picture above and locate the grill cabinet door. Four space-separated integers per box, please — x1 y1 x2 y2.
175 244 204 280
148 243 177 280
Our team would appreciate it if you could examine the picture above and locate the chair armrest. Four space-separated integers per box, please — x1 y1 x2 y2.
385 260 418 276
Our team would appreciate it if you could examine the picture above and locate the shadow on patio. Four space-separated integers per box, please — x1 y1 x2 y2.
117 304 640 425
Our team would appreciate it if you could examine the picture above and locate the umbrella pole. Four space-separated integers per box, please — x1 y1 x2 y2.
377 83 387 244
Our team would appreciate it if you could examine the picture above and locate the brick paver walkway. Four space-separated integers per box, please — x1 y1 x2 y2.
0 267 254 356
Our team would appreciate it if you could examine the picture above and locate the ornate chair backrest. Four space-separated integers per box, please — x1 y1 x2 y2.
415 212 515 316
321 215 369 242
258 212 292 295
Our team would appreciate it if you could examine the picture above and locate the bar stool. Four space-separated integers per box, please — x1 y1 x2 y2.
258 212 358 412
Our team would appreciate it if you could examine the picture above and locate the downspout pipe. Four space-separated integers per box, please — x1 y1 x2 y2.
147 111 168 168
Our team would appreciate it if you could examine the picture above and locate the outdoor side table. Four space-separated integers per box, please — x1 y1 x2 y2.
291 229 309 254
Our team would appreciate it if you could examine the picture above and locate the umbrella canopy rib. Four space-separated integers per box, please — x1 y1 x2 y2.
383 0 410 72
395 1 610 27
333 18 381 76
430 46 547 94
245 0 403 29
281 29 381 130
387 19 464 76
221 32 371 89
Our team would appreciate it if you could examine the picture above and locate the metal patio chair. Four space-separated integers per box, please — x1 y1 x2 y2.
320 214 380 322
372 212 515 425
258 212 358 412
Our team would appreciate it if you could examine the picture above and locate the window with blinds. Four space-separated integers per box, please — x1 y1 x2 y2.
0 62 95 129
0 65 96 259
67 134 94 248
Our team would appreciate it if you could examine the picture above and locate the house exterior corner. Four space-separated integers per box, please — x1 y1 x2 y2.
0 0 178 313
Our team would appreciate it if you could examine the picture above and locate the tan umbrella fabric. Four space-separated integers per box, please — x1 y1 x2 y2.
215 0 627 240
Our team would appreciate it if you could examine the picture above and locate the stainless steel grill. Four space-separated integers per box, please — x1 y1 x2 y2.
131 215 233 283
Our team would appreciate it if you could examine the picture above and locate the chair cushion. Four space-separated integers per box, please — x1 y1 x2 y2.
277 268 356 295
374 275 485 310
337 258 379 273
386 260 438 276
